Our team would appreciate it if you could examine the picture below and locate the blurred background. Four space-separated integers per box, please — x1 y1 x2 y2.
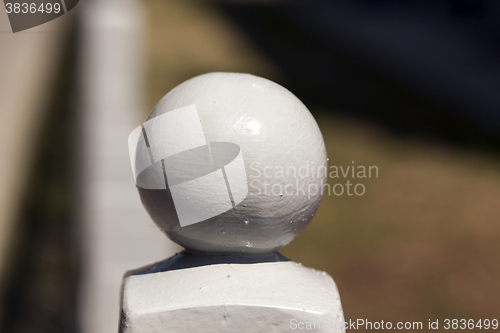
0 0 499 332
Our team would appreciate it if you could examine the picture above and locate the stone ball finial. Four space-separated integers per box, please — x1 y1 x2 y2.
128 72 327 255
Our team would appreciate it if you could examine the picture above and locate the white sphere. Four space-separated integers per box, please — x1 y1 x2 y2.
135 72 327 255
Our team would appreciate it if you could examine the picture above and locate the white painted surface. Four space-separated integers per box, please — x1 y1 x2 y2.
223 148 248 205
120 73 343 332
127 125 147 180
78 1 180 333
136 161 166 190
137 73 328 254
143 104 206 163
129 102 251 226
121 261 345 333
171 168 233 227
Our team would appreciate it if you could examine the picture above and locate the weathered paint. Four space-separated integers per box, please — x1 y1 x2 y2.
121 260 344 333
120 73 343 333
135 72 328 254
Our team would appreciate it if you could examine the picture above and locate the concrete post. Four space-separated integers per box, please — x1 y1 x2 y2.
78 1 179 332
120 73 345 332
